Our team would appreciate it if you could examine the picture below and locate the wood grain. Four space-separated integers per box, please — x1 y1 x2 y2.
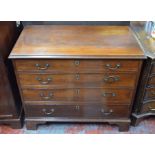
9 26 145 59
18 72 137 89
25 104 130 118
22 88 133 103
14 59 141 73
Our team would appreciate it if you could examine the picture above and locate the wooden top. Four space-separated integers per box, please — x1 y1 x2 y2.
131 22 155 59
9 25 145 59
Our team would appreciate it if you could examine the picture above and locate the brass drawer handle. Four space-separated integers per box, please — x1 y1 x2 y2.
42 108 55 115
105 64 121 70
74 60 80 66
101 108 113 115
102 92 116 97
40 92 53 100
36 77 52 84
103 76 120 83
35 63 50 70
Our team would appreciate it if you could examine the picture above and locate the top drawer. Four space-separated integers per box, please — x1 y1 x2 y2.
14 59 141 73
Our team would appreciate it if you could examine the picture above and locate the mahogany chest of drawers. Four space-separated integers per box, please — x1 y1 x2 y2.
9 25 145 131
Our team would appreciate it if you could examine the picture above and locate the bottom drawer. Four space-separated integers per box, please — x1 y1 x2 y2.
141 101 155 113
144 88 155 100
25 104 130 118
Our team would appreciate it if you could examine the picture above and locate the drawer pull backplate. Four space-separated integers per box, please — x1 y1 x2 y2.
102 92 116 97
42 108 55 115
103 76 120 83
105 64 121 70
35 63 50 70
36 77 52 84
40 92 53 100
101 108 113 115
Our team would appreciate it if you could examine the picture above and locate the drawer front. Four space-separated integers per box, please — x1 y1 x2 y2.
25 104 130 118
18 73 137 88
22 88 133 103
14 59 140 73
141 101 155 113
147 75 155 87
144 88 155 100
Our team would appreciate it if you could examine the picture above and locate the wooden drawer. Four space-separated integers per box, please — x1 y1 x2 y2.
144 88 155 100
18 73 137 88
147 75 155 87
14 59 140 73
22 88 133 103
25 104 130 118
141 101 155 113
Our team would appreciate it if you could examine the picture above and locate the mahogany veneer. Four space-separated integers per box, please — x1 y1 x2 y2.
9 25 145 131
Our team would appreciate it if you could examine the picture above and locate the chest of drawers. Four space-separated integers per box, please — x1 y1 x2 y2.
131 22 155 126
9 25 145 131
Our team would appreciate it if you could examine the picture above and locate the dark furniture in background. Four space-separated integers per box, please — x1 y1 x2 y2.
22 21 130 26
131 22 155 125
0 21 23 128
9 25 145 131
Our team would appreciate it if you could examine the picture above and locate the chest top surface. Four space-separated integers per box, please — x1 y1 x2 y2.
9 25 145 59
